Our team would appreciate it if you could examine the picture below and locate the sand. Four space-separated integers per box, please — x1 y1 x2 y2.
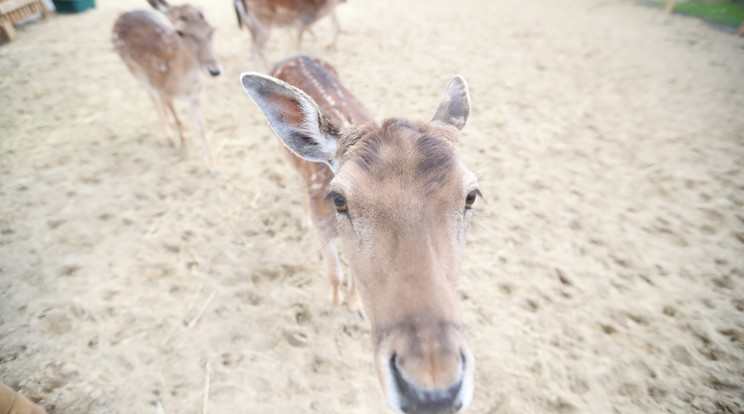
1 0 743 413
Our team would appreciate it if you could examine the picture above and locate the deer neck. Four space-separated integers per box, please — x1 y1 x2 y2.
173 37 202 79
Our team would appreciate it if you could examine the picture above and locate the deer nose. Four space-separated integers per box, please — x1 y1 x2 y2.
390 353 465 414
208 67 222 77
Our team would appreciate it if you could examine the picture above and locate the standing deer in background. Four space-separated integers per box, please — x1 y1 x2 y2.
112 0 222 172
234 0 345 66
268 55 373 315
241 65 478 413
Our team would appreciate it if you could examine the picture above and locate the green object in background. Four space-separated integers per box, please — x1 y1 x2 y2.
648 1 744 28
52 0 96 14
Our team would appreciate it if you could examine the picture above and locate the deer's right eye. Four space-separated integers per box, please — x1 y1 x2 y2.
329 192 348 213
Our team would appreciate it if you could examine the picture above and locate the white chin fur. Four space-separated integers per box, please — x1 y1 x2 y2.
456 350 475 413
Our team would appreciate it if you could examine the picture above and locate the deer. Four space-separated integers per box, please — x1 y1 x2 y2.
241 59 477 413
233 0 345 66
112 0 222 173
267 55 373 315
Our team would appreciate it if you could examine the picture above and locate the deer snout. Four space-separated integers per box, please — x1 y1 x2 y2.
379 324 474 414
206 64 222 77
390 352 466 414
201 58 222 77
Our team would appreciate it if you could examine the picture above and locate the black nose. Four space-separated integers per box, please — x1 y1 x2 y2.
390 354 463 414
208 68 221 77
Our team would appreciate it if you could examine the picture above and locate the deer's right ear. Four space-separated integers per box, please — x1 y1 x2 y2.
147 0 169 13
240 72 341 172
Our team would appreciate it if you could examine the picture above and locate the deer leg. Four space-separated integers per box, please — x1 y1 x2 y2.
301 188 314 229
189 98 217 173
327 10 340 50
319 236 344 306
737 21 744 36
248 22 270 68
310 194 343 306
148 91 174 146
664 0 675 13
164 100 186 148
347 269 365 318
296 25 307 50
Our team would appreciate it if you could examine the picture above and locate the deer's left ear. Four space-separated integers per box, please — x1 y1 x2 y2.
431 76 470 131
240 72 342 172
147 0 169 13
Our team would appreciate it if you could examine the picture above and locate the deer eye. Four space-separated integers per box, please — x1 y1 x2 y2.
330 192 348 213
465 190 480 209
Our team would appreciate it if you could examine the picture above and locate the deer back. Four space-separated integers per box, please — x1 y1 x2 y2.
113 11 184 88
244 0 337 26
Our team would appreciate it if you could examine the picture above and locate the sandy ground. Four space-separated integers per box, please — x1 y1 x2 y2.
1 0 743 413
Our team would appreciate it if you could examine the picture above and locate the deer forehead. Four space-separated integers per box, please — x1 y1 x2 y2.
331 120 473 215
171 6 212 30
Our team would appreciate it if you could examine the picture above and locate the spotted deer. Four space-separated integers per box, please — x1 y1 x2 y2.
241 60 477 413
233 0 344 66
112 0 222 172
267 55 373 315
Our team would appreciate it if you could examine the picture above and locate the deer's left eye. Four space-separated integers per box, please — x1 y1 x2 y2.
465 190 480 209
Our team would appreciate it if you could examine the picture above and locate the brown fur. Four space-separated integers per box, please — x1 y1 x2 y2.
330 118 474 412
112 0 221 172
269 55 373 311
241 68 476 413
235 0 344 65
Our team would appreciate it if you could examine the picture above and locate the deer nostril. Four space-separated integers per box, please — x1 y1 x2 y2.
390 352 463 414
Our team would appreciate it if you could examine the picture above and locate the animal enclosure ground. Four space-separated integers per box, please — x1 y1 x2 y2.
1 0 743 413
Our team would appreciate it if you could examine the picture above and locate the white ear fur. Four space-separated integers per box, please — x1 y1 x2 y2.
240 72 340 172
431 76 471 131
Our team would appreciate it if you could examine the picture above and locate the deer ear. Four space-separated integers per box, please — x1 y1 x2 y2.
147 0 169 13
240 72 342 172
431 76 470 131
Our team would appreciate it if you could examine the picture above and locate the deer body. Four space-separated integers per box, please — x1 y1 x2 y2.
241 64 477 413
112 0 221 172
234 0 343 65
269 55 373 313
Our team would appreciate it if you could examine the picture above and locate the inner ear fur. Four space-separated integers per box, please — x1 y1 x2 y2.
431 76 471 131
240 72 341 170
